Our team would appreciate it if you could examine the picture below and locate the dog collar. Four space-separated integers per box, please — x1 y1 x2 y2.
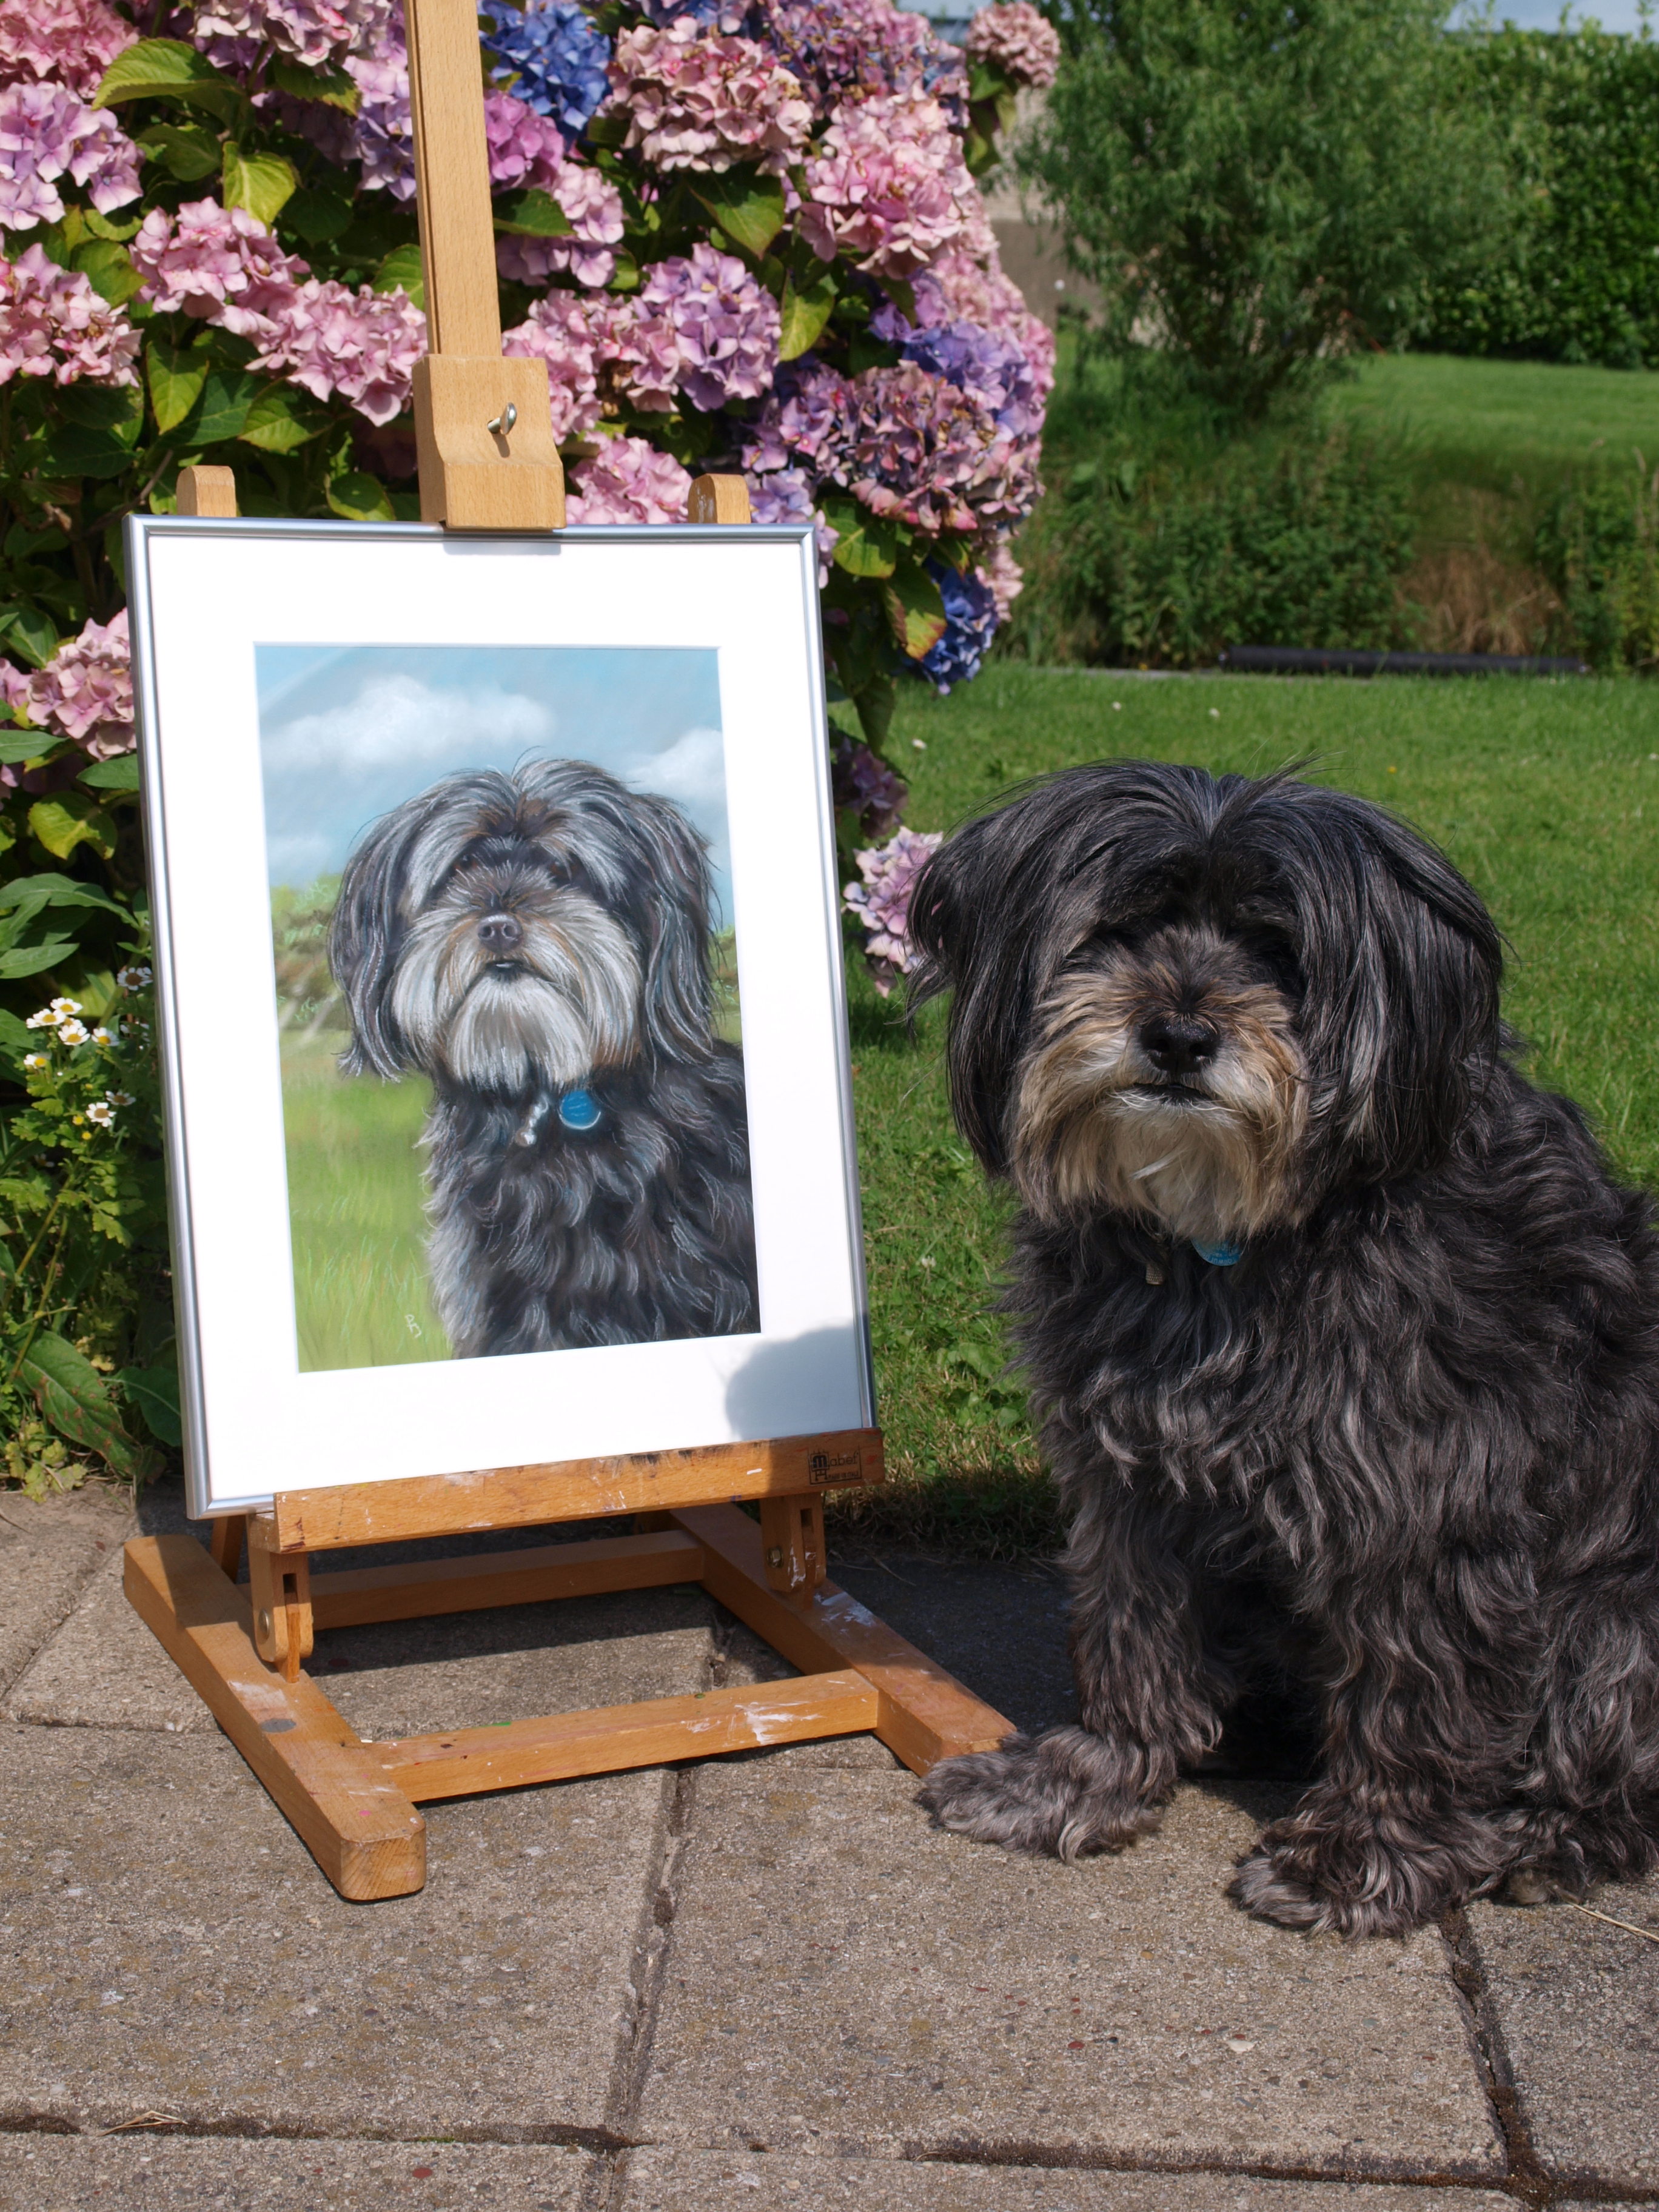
1192 1239 1242 1267
557 1088 602 1132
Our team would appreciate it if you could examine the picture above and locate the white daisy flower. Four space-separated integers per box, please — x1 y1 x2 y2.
85 1100 115 1128
57 1020 89 1048
25 1010 53 1029
105 1088 134 1108
22 1052 48 1070
117 965 152 991
50 997 82 1019
90 1025 115 1048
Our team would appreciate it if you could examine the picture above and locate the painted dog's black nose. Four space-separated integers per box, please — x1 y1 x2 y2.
477 911 523 953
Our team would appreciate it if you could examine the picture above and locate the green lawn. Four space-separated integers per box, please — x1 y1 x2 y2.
1331 352 1659 480
838 666 1659 1549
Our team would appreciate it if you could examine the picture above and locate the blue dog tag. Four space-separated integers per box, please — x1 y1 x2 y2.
557 1089 602 1132
1193 1239 1242 1267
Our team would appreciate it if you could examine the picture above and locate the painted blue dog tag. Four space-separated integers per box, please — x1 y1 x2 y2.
1193 1239 1242 1267
557 1089 602 1132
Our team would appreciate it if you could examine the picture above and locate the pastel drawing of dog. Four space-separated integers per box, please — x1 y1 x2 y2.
907 760 1659 1936
329 755 758 1358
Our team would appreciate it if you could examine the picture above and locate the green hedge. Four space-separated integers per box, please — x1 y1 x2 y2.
1426 25 1659 370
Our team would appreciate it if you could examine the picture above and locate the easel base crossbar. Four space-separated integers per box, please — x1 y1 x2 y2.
124 1503 1013 1901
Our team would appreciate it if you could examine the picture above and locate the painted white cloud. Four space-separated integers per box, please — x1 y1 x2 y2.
263 673 556 779
628 725 726 820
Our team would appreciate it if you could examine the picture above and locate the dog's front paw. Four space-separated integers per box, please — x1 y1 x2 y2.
1229 1803 1495 1938
917 1727 1166 1862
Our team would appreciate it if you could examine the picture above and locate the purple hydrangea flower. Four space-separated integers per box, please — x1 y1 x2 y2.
916 557 996 693
842 823 942 994
640 243 780 413
481 0 612 138
831 735 907 841
871 293 1046 442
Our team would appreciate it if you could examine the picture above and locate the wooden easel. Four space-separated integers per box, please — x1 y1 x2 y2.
126 0 1011 1900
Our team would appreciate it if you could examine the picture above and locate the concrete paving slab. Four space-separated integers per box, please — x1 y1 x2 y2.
0 2135 592 2210
5 1547 215 1732
0 1485 133 1697
312 1581 718 1741
619 2153 1517 2212
0 1724 666 2139
1466 1879 1659 2190
637 1768 1503 2176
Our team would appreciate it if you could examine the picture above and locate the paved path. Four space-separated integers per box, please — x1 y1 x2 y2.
1 1485 1652 2211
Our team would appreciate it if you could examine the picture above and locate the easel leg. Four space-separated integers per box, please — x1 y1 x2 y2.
209 1512 246 1583
759 1492 825 1601
126 1536 424 1900
248 1540 313 1683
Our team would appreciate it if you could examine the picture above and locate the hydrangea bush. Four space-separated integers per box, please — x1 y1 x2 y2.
0 0 1053 1481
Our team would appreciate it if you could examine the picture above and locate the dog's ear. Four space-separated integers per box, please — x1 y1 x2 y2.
1290 790 1503 1178
327 805 417 1079
908 804 1054 1173
627 789 718 1062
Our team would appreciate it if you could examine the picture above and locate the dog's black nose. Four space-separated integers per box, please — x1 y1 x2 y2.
477 911 523 953
1141 1012 1219 1076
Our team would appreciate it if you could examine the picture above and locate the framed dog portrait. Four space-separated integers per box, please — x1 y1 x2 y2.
126 516 873 1516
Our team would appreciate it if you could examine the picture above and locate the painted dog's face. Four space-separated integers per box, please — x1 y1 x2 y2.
329 757 717 1097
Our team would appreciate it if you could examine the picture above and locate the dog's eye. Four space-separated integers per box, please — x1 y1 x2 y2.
1241 928 1302 993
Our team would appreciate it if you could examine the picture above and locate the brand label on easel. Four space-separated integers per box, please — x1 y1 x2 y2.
808 1449 864 1486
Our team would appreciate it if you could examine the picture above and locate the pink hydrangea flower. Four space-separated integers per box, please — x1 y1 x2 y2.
607 19 811 175
193 0 362 71
0 0 134 99
848 358 1036 535
14 609 133 759
964 0 1060 90
130 197 310 340
746 464 839 583
501 289 602 441
842 825 943 994
799 89 974 280
566 434 692 523
484 87 567 191
640 244 779 413
0 242 138 386
279 4 415 196
0 83 141 233
494 150 625 289
587 291 680 411
977 537 1023 625
255 278 426 426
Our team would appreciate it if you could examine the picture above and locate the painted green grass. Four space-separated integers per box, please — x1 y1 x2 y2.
281 1031 449 1372
836 666 1659 1551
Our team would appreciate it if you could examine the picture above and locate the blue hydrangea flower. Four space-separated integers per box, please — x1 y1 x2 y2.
918 559 998 693
480 0 612 139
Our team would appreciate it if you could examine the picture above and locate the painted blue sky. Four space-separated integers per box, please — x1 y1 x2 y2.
255 644 733 926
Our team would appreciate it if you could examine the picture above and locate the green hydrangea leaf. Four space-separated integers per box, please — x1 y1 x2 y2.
778 270 837 362
373 244 426 306
147 332 213 434
78 755 140 792
94 38 238 119
70 240 143 307
28 794 117 863
327 470 395 521
178 367 259 447
689 170 785 261
0 603 60 670
269 55 360 112
493 188 573 238
222 142 298 226
282 184 355 244
883 560 947 662
238 383 330 454
136 121 223 183
825 497 899 579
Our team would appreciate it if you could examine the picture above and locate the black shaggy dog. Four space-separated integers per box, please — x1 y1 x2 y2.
908 760 1659 1937
329 756 758 1358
